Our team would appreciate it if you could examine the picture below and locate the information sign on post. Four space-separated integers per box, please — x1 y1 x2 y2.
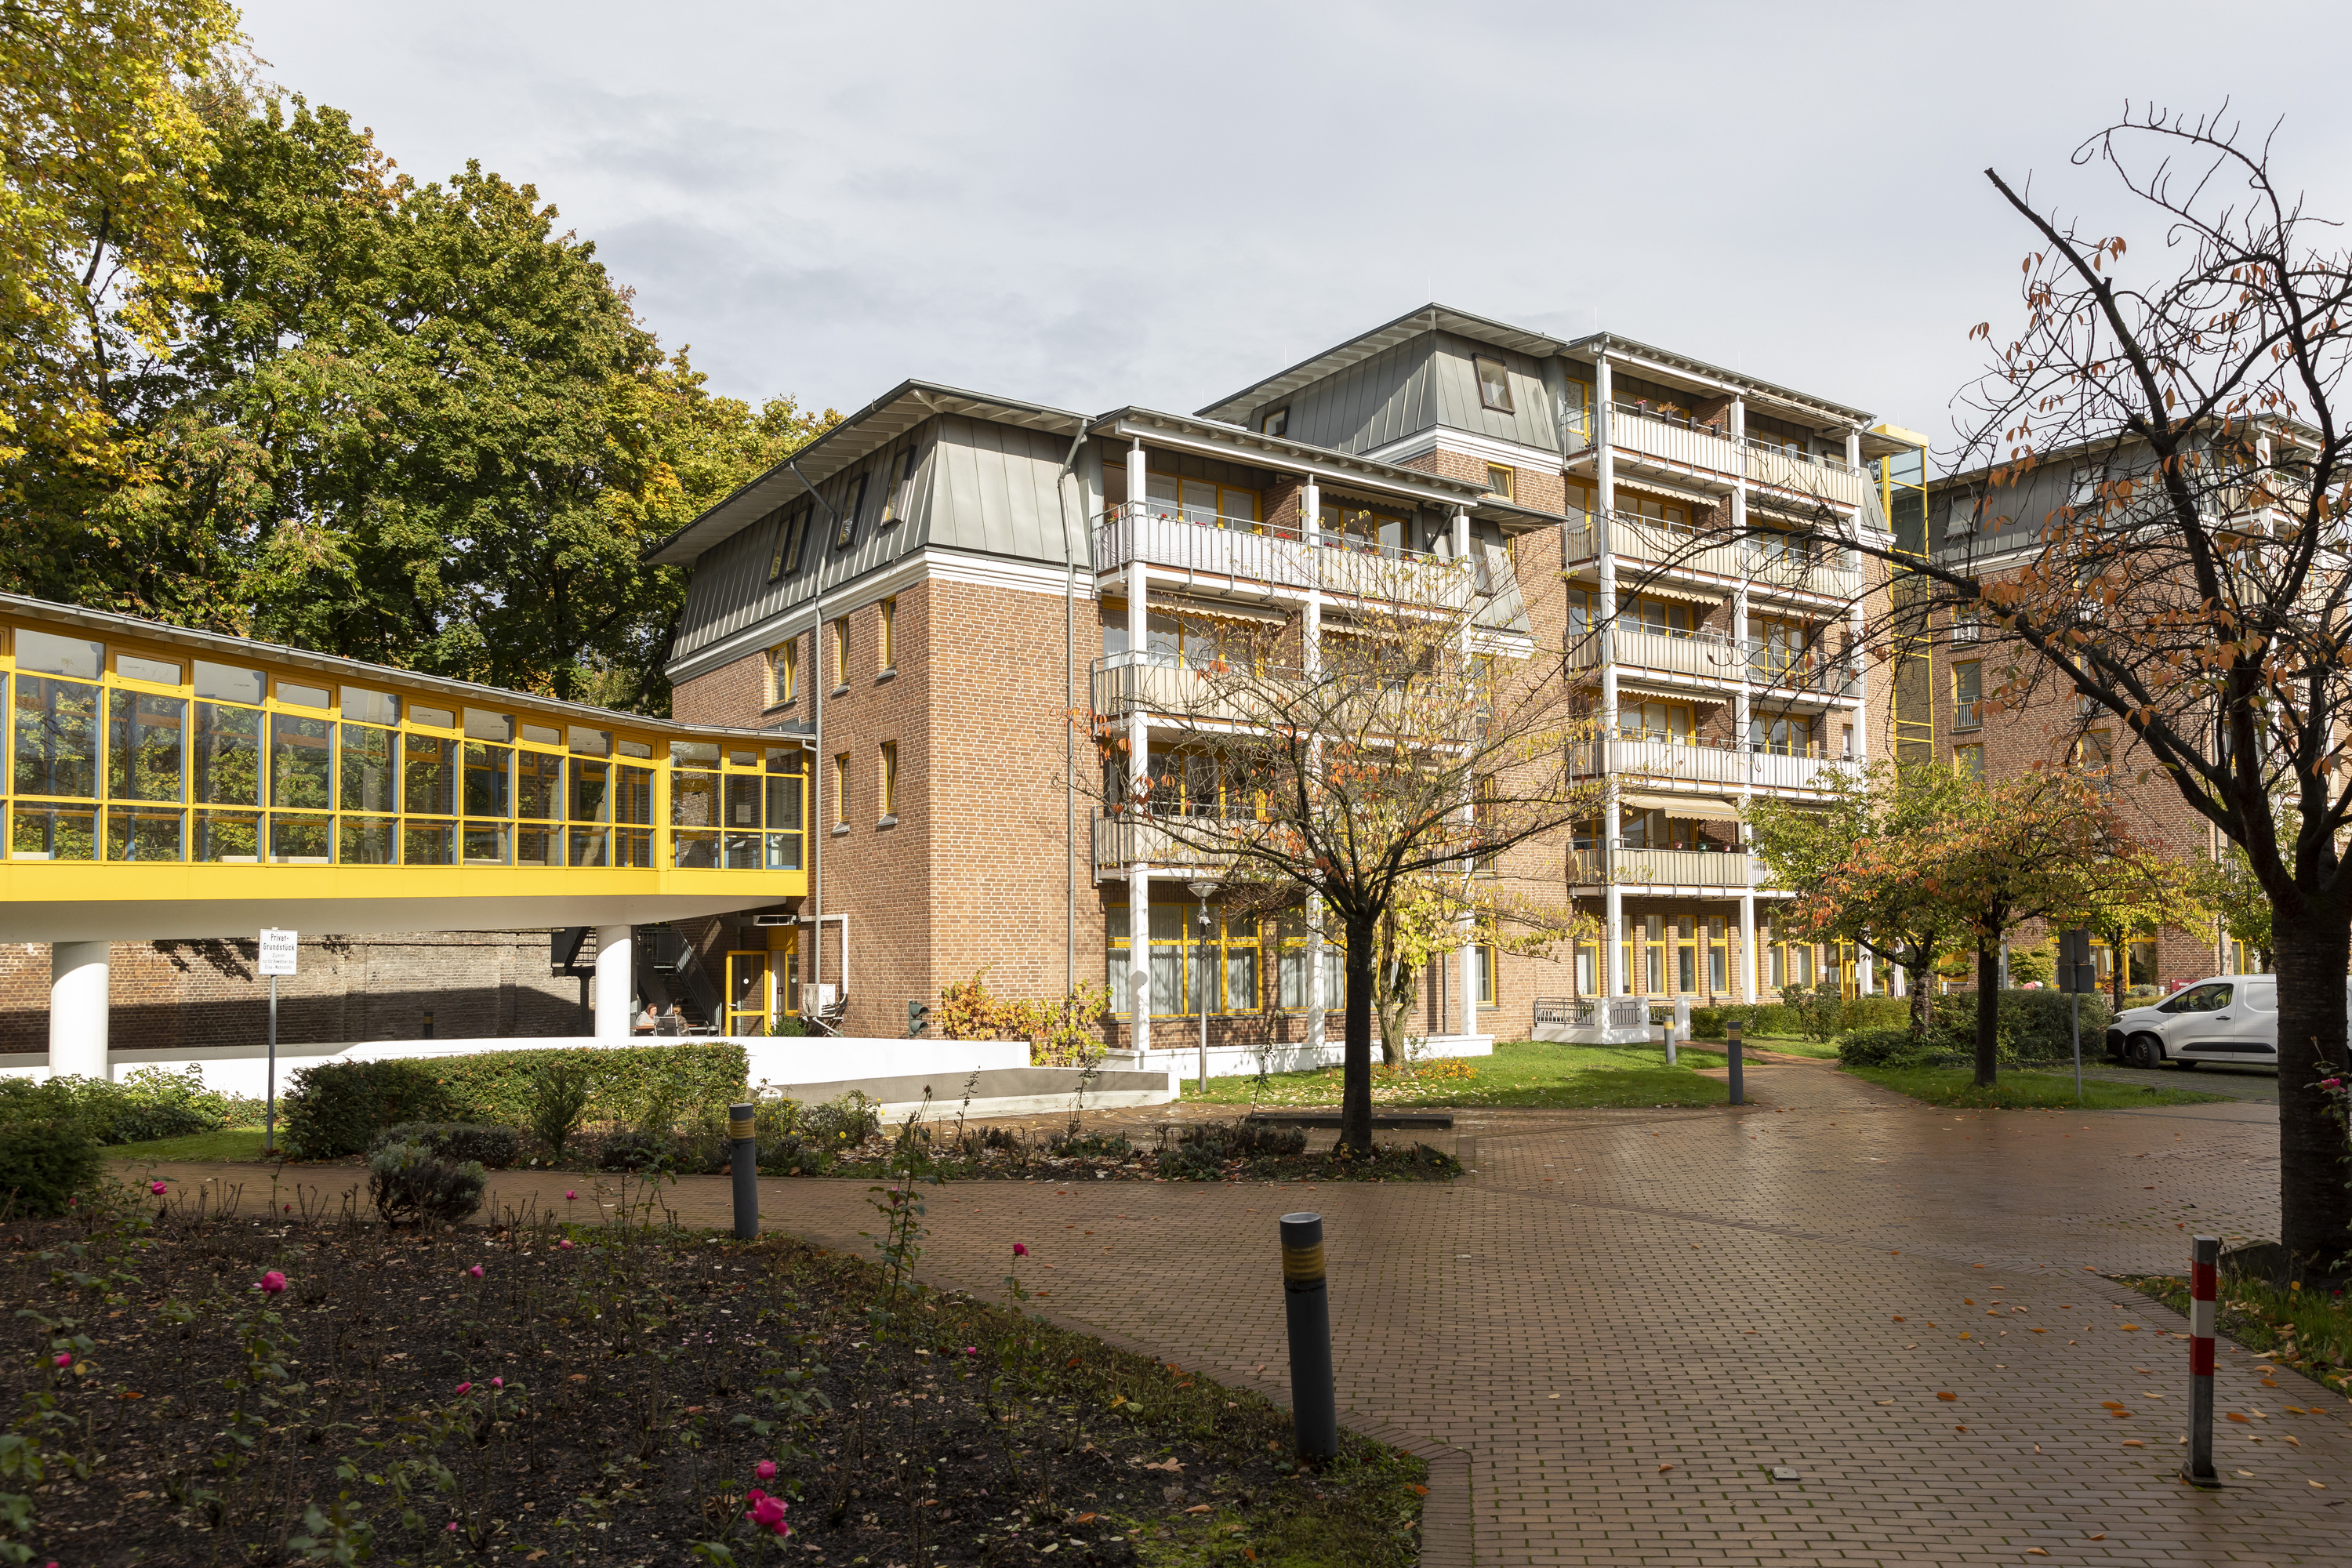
2057 928 2092 1103
258 930 296 1153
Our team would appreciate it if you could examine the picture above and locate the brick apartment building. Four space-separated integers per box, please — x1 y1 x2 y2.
1918 442 2241 991
657 304 1918 1051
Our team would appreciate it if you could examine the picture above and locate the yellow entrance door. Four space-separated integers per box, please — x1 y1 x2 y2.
725 950 771 1035
767 926 800 1017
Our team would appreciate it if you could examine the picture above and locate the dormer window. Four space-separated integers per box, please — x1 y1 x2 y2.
1472 355 1515 413
1260 407 1289 437
834 472 869 549
768 506 811 580
878 448 918 526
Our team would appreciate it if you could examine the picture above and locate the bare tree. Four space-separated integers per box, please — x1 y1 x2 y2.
1086 554 1595 1153
1864 107 2352 1265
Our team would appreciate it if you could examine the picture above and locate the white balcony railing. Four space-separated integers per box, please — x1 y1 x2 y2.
1608 403 1747 480
1094 504 1511 609
1576 735 1857 795
1567 847 1753 888
1561 512 1861 601
1091 811 1236 873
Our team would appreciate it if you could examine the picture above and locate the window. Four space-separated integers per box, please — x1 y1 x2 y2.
1486 464 1515 499
1951 608 1980 642
1954 742 1985 781
768 507 811 581
879 448 918 525
771 639 798 705
1107 904 1264 1017
1260 407 1288 437
1563 376 1593 448
1475 935 1497 1007
2074 728 2114 779
830 619 848 691
878 598 897 673
1952 660 1983 729
834 472 868 548
1633 598 1701 638
1620 493 1690 531
1472 354 1515 413
879 741 898 818
1621 699 1696 744
1749 714 1812 756
832 753 848 827
1147 474 1261 528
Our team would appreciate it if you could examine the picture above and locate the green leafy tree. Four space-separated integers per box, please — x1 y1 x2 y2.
2205 842 2274 971
2054 843 2212 1010
1747 760 1977 1037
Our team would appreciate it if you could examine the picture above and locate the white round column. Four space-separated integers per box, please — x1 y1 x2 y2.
593 924 634 1040
49 942 110 1080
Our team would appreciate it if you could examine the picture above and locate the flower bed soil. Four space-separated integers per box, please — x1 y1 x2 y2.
7 1185 1424 1566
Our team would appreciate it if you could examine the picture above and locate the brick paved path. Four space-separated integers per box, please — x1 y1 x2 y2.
137 1058 2352 1565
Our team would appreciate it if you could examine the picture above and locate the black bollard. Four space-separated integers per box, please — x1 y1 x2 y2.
1726 1017 1745 1106
730 1101 758 1241
1279 1212 1338 1460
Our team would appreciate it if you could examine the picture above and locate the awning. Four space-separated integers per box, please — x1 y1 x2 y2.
1613 577 1723 608
1617 790 1744 821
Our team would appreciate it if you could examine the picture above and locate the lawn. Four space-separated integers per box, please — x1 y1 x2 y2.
1843 1065 2228 1109
107 1127 276 1163
1179 1039 1728 1109
2124 1271 2352 1398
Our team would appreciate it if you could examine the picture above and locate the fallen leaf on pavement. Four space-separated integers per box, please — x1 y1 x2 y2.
1184 1504 1213 1514
1937 1392 1958 1401
1659 1463 1674 1472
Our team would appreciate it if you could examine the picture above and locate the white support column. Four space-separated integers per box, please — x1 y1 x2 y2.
1127 437 1149 524
1737 895 1757 1004
49 941 109 1080
1303 582 1324 1047
593 924 633 1040
1596 357 1623 1000
1892 961 1908 998
1459 925 1479 1037
1730 396 1752 753
1301 477 1320 547
1857 946 1876 996
1129 862 1152 1057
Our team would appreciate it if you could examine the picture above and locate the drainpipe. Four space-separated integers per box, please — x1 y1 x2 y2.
790 459 840 1022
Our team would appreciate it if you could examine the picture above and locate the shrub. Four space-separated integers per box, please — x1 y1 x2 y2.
935 969 1112 1065
524 1060 593 1160
369 1123 521 1170
0 1066 259 1147
1931 989 2114 1062
800 1091 880 1150
597 1130 673 1172
1835 1027 1922 1068
366 1140 485 1227
281 1062 454 1160
0 1120 104 1215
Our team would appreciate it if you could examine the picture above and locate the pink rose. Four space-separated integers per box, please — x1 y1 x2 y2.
467 1265 483 1279
565 1190 577 1200
558 1240 574 1250
1012 1243 1028 1258
52 1353 70 1368
149 1181 167 1195
746 1491 789 1536
257 1271 288 1294
755 1460 776 1480
455 1381 472 1395
491 1377 503 1388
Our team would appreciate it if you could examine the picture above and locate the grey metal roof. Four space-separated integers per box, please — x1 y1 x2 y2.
645 380 1087 568
0 592 795 741
1195 303 1876 433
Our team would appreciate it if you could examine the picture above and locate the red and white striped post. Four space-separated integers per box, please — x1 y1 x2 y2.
2182 1233 2220 1487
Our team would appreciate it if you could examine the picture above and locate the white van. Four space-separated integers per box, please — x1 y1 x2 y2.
2103 974 2349 1069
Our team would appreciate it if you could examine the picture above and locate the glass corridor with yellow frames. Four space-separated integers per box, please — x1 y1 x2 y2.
0 594 810 949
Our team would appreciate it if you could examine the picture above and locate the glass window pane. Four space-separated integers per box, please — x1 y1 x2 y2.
15 630 100 679
570 826 612 866
518 722 561 747
569 726 611 757
463 743 512 818
403 733 455 816
463 822 509 866
108 689 184 802
516 750 561 820
15 676 98 797
613 827 652 868
339 724 395 813
270 713 332 811
339 815 396 865
409 705 455 729
672 741 718 768
616 739 652 760
269 813 331 864
402 822 455 866
12 804 94 859
193 661 264 703
341 688 399 725
764 773 801 834
724 774 761 829
515 825 561 866
671 770 715 828
571 759 610 822
723 830 762 869
463 709 511 742
192 809 259 862
118 654 182 686
276 681 331 710
1225 947 1258 1013
613 764 652 826
764 830 801 870
192 703 261 806
673 828 718 869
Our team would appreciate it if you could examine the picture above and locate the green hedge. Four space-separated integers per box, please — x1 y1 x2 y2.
1690 994 1909 1041
0 1066 261 1146
281 1043 750 1160
1931 989 2113 1062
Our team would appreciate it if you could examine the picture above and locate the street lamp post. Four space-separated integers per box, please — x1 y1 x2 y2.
1189 880 1217 1093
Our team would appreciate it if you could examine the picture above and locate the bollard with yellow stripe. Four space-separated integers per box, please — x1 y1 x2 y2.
729 1101 758 1241
1279 1212 1338 1459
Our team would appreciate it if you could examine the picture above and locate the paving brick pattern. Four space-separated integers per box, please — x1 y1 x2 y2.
143 1059 2352 1564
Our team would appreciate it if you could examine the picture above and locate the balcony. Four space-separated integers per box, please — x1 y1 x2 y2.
1562 511 1862 603
1577 735 1857 796
1094 503 1511 610
1091 654 1268 724
1566 846 1757 889
1571 404 1868 510
1092 810 1236 875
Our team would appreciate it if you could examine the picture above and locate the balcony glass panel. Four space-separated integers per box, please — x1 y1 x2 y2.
270 715 332 812
268 812 331 864
339 723 395 813
108 689 184 802
16 676 98 798
13 804 94 860
193 704 260 806
107 805 183 861
192 809 258 862
339 815 396 865
404 822 456 866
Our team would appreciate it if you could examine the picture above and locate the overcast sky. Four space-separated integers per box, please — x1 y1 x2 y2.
240 0 2352 464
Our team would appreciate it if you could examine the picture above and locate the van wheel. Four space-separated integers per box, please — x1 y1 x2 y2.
2126 1035 2163 1069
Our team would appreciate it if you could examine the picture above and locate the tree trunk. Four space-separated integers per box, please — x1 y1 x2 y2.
1973 938 2001 1088
2271 911 2352 1269
1340 912 1377 1156
2111 926 2125 1013
1906 949 1933 1038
